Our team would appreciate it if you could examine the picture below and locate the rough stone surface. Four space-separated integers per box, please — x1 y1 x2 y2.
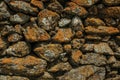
10 13 30 24
103 0 120 5
31 0 44 10
38 9 60 31
58 18 71 27
0 75 29 80
53 28 73 43
0 56 47 77
34 44 63 62
2 41 30 57
58 65 106 80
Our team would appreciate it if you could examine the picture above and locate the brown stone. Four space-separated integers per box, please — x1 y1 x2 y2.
0 75 29 80
112 61 120 68
7 33 22 42
85 35 102 40
94 42 114 55
64 44 72 52
38 9 60 31
103 0 120 5
71 50 83 63
3 41 30 57
48 62 72 72
82 43 94 52
8 1 38 15
58 65 105 80
0 37 7 54
53 28 73 43
23 22 50 42
85 18 105 26
34 44 63 62
101 7 120 18
85 26 119 35
75 31 83 38
64 2 88 17
0 56 47 77
31 0 44 10
79 53 107 66
71 0 99 7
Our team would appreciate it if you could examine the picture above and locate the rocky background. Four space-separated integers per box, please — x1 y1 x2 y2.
0 0 120 80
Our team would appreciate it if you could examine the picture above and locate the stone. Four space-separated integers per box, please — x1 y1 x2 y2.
64 2 88 17
75 31 83 38
103 0 120 6
64 44 72 52
71 16 84 31
0 37 7 54
0 75 29 80
85 35 102 40
58 65 105 80
100 7 120 18
53 28 73 43
71 0 99 7
82 43 94 52
71 39 85 49
104 18 117 26
23 22 50 42
85 18 105 26
7 33 22 42
48 62 72 72
3 41 30 57
94 42 114 55
79 53 107 66
71 50 83 63
31 0 44 10
58 18 71 27
10 13 30 24
0 2 10 20
48 1 63 13
8 0 38 15
85 26 119 35
0 56 47 77
112 61 120 68
34 44 63 62
106 75 120 80
38 9 60 31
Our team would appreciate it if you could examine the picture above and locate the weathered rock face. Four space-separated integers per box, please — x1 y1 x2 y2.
34 44 63 62
53 28 74 43
58 65 106 80
0 75 29 80
1 0 120 80
23 22 50 42
2 41 30 57
0 56 47 77
38 9 60 31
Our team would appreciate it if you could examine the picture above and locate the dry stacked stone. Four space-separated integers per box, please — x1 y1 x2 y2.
0 0 120 80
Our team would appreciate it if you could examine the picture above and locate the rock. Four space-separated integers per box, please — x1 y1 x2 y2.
34 44 63 62
48 62 72 72
106 75 120 80
104 18 117 26
10 13 30 24
53 28 74 43
71 39 85 49
0 2 10 20
0 56 47 77
71 50 83 63
38 9 60 31
75 31 83 38
85 18 105 26
94 42 114 55
8 0 38 15
103 0 120 6
58 65 106 80
48 1 63 13
14 25 24 35
58 18 71 27
71 16 84 31
64 2 88 17
100 7 120 18
0 37 7 54
85 26 119 35
0 75 29 80
64 44 72 52
31 0 44 10
112 61 120 68
79 53 107 66
0 20 10 25
82 43 94 52
108 56 116 64
23 22 50 42
36 72 54 80
7 33 22 42
3 41 30 57
71 0 99 7
85 35 102 40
